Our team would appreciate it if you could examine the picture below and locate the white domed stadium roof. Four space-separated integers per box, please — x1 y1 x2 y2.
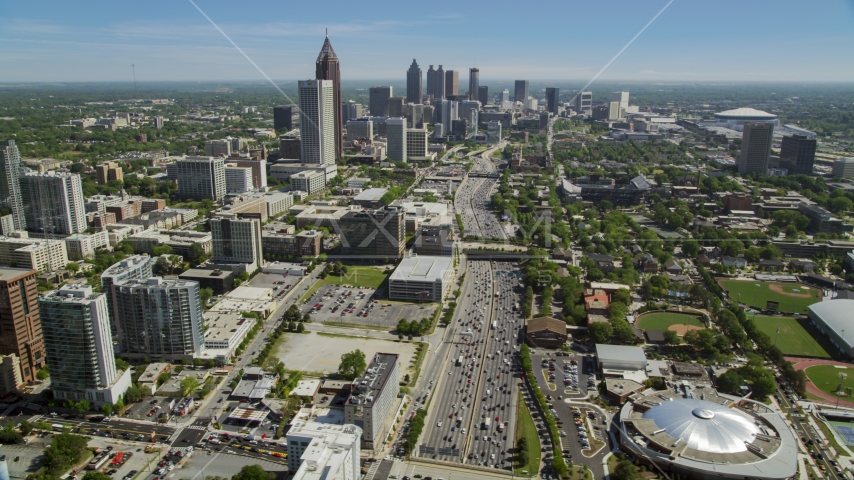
715 107 777 120
642 398 760 454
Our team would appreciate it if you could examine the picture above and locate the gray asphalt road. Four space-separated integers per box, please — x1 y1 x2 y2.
418 261 525 470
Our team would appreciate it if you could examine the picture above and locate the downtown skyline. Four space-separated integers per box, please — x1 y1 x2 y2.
2 0 854 83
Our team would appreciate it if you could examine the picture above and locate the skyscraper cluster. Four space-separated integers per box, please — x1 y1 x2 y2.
426 65 446 100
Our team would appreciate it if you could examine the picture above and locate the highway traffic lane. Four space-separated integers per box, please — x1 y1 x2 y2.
421 262 497 456
422 261 492 455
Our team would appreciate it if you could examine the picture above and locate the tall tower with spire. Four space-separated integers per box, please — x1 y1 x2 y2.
316 32 343 159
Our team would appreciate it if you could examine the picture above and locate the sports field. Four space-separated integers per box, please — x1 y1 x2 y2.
719 280 820 314
805 364 854 398
636 312 704 333
749 314 831 358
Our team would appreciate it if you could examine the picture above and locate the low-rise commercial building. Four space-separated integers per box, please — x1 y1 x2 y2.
269 163 338 183
799 203 853 235
127 230 212 259
117 209 195 230
388 255 453 301
178 268 235 295
0 234 68 272
291 170 326 195
262 226 323 258
200 311 256 361
525 317 568 348
295 205 354 229
64 231 110 260
413 227 454 256
595 344 647 377
351 188 388 208
220 196 268 222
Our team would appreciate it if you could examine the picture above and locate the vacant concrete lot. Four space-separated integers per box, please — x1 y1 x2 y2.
175 450 288 480
301 284 435 329
275 331 418 375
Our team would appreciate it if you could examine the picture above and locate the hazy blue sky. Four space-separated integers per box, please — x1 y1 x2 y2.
2 0 854 83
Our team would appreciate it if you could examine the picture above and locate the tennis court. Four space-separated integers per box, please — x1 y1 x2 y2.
833 423 854 446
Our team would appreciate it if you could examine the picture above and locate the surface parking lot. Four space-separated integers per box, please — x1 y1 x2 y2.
124 396 176 423
301 284 434 329
529 350 594 398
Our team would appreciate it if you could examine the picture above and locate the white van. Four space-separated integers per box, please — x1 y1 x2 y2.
486 390 491 395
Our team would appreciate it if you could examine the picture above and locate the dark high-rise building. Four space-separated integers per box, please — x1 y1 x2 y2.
273 105 295 132
545 87 560 114
338 207 405 260
514 80 529 104
478 86 489 107
426 65 436 98
426 65 446 100
369 86 392 117
388 97 405 118
445 70 459 96
315 34 343 159
738 122 774 175
0 267 45 384
468 68 479 101
780 134 817 176
406 59 422 104
434 65 445 100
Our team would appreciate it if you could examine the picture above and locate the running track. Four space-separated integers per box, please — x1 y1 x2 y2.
788 357 854 408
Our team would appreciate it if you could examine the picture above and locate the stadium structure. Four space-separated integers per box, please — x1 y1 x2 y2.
617 384 797 480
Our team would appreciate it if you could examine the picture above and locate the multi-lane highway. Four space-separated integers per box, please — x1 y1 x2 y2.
455 149 507 240
419 261 525 469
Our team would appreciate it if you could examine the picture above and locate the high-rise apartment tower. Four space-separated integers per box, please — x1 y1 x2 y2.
298 79 336 166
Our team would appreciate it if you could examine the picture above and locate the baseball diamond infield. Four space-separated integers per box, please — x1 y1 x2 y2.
636 312 705 336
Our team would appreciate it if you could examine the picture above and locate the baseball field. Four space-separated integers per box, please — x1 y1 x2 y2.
719 279 820 314
636 312 705 336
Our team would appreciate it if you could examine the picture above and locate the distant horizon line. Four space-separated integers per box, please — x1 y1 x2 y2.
2 79 853 86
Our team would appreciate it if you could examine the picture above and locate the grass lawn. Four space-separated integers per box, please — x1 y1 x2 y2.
515 390 541 476
297 266 389 303
719 280 820 314
805 365 854 398
749 315 831 358
636 312 704 331
323 266 389 289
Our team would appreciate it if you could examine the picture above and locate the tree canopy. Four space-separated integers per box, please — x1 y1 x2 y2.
338 350 367 380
